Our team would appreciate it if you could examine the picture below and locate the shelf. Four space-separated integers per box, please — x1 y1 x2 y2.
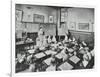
21 21 57 25
38 22 57 25
16 41 34 46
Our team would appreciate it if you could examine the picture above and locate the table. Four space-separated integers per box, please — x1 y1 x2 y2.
16 41 34 53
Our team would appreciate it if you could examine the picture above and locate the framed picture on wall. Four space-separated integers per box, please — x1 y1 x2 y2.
22 12 33 22
78 23 89 31
69 22 76 30
34 14 44 23
49 16 54 23
15 10 22 21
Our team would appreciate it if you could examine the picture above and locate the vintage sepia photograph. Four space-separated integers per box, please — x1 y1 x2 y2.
15 4 94 73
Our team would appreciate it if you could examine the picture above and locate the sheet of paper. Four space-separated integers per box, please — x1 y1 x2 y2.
44 57 52 65
58 62 73 70
55 53 63 59
46 65 56 71
45 50 57 55
28 49 35 54
69 56 80 64
34 52 46 58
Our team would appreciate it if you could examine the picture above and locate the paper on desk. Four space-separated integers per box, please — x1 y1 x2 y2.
55 53 63 59
59 46 64 49
58 62 73 70
46 65 56 71
45 50 57 55
28 49 35 54
34 52 46 58
44 57 52 65
69 56 80 64
68 48 74 53
27 55 32 61
55 49 67 59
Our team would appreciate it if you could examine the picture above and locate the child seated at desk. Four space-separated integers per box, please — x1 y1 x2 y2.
60 47 69 61
16 51 26 64
52 35 57 43
48 35 52 44
78 47 92 68
25 56 37 72
46 56 56 71
16 51 29 73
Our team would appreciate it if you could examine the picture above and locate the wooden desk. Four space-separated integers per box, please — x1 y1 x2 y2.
16 41 34 54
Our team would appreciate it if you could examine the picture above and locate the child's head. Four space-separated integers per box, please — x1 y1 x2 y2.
51 56 56 66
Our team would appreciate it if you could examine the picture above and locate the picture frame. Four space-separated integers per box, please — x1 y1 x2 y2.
12 1 95 77
78 23 89 31
69 22 76 30
22 12 33 22
34 14 44 23
49 16 54 23
15 10 22 21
